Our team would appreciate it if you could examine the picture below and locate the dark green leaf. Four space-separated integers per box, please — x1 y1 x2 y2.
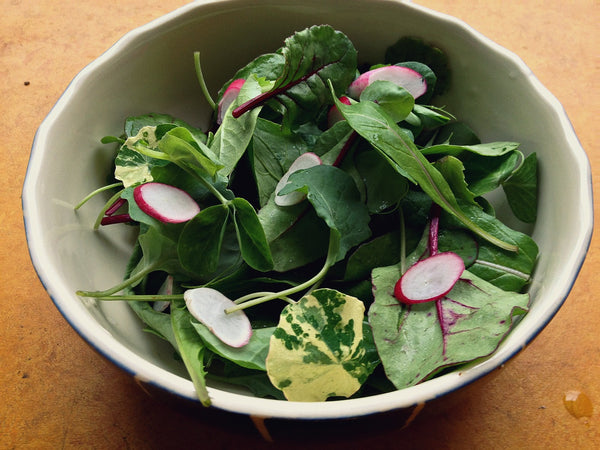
503 152 538 223
231 197 274 272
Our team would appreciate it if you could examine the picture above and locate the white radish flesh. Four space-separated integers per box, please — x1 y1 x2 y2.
133 182 200 223
153 275 174 312
217 78 245 124
184 288 252 348
327 95 352 127
394 252 465 304
275 152 322 206
348 65 427 100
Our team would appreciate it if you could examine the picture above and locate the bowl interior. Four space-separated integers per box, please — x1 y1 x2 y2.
23 0 593 419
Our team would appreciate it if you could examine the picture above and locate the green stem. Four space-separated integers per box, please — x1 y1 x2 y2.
87 294 184 302
194 51 216 112
76 264 156 298
74 182 122 210
93 189 125 230
226 230 340 313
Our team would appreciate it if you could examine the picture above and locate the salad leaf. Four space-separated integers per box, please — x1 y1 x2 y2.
171 301 211 406
502 152 538 223
230 197 274 272
333 96 518 252
233 25 357 126
369 266 529 389
266 289 378 401
279 164 371 262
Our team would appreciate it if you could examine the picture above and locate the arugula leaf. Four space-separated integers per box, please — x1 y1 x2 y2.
266 289 379 401
333 95 518 252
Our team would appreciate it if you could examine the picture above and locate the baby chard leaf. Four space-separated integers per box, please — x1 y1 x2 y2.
369 266 529 389
233 25 357 125
266 289 378 401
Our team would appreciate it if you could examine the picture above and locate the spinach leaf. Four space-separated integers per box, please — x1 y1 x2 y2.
230 197 274 272
279 165 372 262
359 80 415 123
170 301 211 406
250 118 308 206
211 76 266 176
258 200 330 272
502 152 538 223
192 321 274 371
178 205 230 279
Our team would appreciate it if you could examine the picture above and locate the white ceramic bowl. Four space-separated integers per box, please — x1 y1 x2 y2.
23 0 593 420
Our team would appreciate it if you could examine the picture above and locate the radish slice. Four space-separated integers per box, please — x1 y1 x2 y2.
133 182 200 223
274 152 322 206
327 95 352 127
394 252 465 304
217 78 245 124
153 275 174 312
184 288 252 348
348 66 427 100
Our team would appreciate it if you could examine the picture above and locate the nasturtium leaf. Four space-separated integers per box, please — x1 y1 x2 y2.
266 289 378 401
278 164 371 262
502 152 538 223
369 265 529 389
114 126 170 187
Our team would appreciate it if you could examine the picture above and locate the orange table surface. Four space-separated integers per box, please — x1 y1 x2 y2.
2 0 598 448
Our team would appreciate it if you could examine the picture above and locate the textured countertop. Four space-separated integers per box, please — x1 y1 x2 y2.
2 0 598 448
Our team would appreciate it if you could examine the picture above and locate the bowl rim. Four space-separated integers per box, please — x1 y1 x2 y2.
22 0 594 420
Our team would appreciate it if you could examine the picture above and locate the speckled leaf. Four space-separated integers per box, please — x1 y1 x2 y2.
115 126 169 187
369 266 529 389
266 289 378 401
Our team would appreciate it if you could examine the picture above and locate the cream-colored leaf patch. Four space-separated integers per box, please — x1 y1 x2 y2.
266 288 375 402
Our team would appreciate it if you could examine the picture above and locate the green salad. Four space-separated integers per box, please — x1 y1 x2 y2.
77 25 539 405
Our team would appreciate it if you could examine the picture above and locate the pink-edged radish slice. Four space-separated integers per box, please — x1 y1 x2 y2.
348 66 427 100
153 275 174 312
133 182 200 224
394 252 465 304
274 152 322 206
217 78 245 124
184 287 252 348
327 95 352 128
